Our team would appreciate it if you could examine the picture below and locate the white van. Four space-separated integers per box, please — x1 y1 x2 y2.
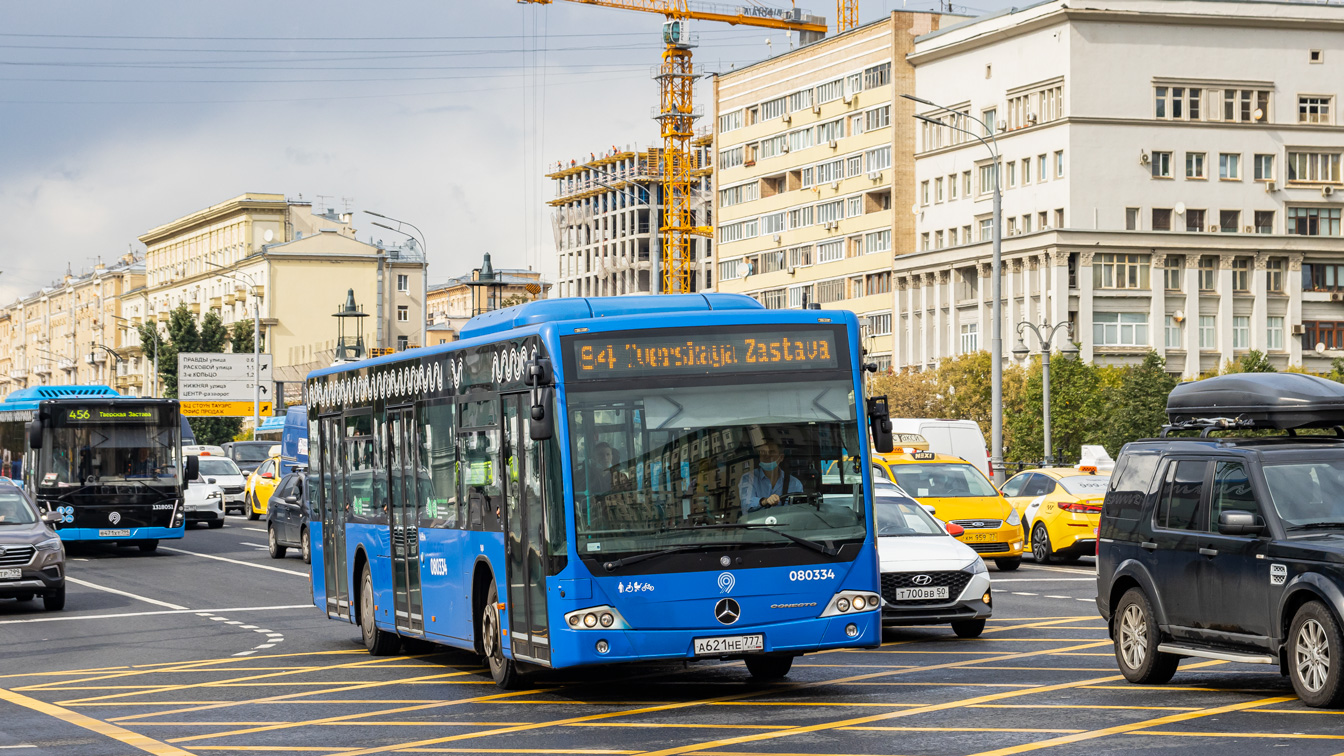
889 419 990 477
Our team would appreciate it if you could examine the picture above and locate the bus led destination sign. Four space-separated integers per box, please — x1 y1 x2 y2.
572 329 839 378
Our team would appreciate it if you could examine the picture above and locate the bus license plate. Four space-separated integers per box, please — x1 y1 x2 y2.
99 529 131 537
694 634 764 656
0 568 20 580
896 587 949 601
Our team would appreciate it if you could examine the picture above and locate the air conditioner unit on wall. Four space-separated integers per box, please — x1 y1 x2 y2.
828 139 838 149
812 104 821 115
1293 324 1307 335
1265 181 1276 192
782 114 792 124
1325 186 1337 197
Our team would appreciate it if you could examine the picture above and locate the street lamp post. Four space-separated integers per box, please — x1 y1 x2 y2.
902 94 1004 482
366 211 428 351
206 263 262 438
1012 321 1078 466
88 342 126 387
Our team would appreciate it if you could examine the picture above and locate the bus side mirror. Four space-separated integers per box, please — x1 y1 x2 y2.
27 417 43 450
867 396 894 454
184 455 199 482
525 357 555 441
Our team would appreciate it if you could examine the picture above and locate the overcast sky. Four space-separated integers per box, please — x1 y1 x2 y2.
0 0 1021 304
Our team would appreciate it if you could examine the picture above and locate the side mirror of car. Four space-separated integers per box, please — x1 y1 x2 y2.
42 511 62 525
921 504 937 516
284 495 299 505
1218 510 1266 536
945 522 965 537
261 471 273 480
207 477 217 485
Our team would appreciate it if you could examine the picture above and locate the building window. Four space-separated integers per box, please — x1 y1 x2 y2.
979 218 993 242
1267 258 1284 293
1300 95 1333 124
982 108 997 135
1022 157 1032 184
1255 210 1275 234
1151 151 1173 178
934 177 944 203
1094 253 1150 290
1199 316 1217 350
956 268 978 300
1038 210 1049 229
864 229 891 255
978 163 997 194
1093 313 1149 347
397 335 409 351
1232 257 1251 292
1220 210 1241 233
1199 256 1218 291
396 274 409 292
1185 208 1206 232
1288 207 1342 236
1164 256 1184 291
863 62 891 89
718 259 741 281
1219 153 1241 180
397 305 409 322
1254 154 1275 181
759 289 785 309
960 323 979 353
948 174 959 201
1232 316 1250 349
1165 316 1182 349
1156 86 1202 120
1185 152 1206 179
1006 161 1017 188
817 79 844 104
1305 263 1344 292
1289 151 1343 183
718 109 743 133
1055 150 1065 178
1267 317 1284 351
865 106 891 131
1022 214 1032 233
1037 154 1047 182
816 278 846 304
1054 208 1064 228
962 170 972 196
1219 88 1271 123
1307 321 1344 350
1007 217 1017 236
788 284 814 309
817 240 844 264
867 272 892 295
867 312 892 336
920 233 930 251
1152 208 1173 231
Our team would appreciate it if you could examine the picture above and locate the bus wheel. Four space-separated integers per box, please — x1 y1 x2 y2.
138 540 159 553
300 528 311 565
745 655 794 679
482 581 527 689
359 564 400 656
268 526 287 559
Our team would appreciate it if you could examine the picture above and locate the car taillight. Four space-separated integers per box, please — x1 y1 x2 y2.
1059 501 1103 514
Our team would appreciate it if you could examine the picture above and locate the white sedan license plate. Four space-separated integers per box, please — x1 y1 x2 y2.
896 586 949 601
694 634 764 655
0 568 20 580
99 529 131 537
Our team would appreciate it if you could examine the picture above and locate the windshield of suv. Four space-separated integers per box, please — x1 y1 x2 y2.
1059 475 1111 498
197 458 241 477
0 491 37 525
229 443 272 464
888 463 998 498
568 378 867 557
1263 459 1344 528
874 493 943 536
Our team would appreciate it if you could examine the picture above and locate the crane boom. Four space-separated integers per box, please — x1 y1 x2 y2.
519 0 828 293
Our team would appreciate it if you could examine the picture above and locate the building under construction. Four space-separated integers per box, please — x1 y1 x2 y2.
548 138 713 298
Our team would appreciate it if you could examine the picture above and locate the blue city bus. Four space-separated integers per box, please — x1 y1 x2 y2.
305 294 894 687
0 385 194 551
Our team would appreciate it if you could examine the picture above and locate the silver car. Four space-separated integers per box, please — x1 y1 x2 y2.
193 455 248 516
0 481 65 611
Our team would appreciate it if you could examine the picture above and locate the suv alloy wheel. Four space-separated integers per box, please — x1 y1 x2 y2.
1114 588 1178 684
1289 601 1344 707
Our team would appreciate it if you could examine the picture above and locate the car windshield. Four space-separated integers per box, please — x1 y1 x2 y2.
1263 458 1344 527
874 493 944 536
230 444 272 463
0 491 37 525
197 458 241 477
888 463 998 498
1058 475 1111 497
568 378 867 556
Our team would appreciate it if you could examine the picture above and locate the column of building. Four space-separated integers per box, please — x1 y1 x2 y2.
1183 255 1201 379
1077 251 1094 363
1150 254 1167 362
1217 255 1235 368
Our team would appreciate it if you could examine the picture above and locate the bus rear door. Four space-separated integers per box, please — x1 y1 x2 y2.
502 393 550 665
388 406 424 636
320 415 350 619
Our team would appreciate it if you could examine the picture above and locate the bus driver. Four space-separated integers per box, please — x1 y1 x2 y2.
738 441 802 516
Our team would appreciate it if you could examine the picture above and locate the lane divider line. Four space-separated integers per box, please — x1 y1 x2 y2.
0 605 314 626
0 685 196 756
160 547 308 577
64 577 188 610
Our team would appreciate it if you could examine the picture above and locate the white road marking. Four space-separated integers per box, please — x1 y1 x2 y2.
242 527 266 533
1045 595 1073 599
993 578 1095 583
1012 592 1038 596
160 546 308 577
0 604 312 625
64 577 188 610
1077 598 1095 602
240 541 268 547
240 625 258 630
0 746 38 750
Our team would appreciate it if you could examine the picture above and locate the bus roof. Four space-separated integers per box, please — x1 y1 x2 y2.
458 293 764 341
0 385 120 414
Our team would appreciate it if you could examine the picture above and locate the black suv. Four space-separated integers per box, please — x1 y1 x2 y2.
1098 373 1344 707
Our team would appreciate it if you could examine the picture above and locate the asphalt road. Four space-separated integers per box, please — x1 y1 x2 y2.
0 522 1329 756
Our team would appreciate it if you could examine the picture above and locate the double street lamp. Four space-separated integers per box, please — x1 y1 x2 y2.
365 211 428 350
87 342 126 386
1012 321 1078 466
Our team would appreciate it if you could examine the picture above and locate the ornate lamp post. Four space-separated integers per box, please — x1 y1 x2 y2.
1012 321 1079 466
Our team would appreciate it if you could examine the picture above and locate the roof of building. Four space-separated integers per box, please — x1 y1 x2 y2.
429 270 549 292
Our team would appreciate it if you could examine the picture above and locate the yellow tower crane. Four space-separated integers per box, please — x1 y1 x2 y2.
518 0 827 294
836 1 857 32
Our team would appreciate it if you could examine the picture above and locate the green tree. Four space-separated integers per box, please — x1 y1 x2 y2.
1224 349 1276 374
1005 354 1103 465
1328 357 1344 383
229 320 255 355
869 368 944 420
1099 351 1179 455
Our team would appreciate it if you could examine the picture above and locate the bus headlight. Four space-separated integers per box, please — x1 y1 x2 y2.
564 605 630 631
820 590 881 617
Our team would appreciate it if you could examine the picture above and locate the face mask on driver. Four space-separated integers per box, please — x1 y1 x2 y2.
759 461 779 472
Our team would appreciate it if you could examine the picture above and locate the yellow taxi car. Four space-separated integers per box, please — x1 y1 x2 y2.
875 451 1024 571
1000 466 1111 563
244 452 282 521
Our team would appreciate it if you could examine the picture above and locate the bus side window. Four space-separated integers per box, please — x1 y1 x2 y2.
460 399 502 533
421 401 458 529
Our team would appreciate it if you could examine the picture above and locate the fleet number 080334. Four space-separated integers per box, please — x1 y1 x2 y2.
789 569 836 582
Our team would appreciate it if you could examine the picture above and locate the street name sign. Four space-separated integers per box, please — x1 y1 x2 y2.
177 353 274 416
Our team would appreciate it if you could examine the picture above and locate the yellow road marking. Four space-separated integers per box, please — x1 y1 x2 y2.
839 726 1086 734
1141 730 1344 739
971 703 1199 712
0 685 196 756
965 696 1295 755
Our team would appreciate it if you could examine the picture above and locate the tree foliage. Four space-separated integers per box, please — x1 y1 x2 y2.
136 305 241 446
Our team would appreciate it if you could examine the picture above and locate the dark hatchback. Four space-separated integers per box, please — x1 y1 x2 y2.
265 470 314 563
0 480 66 610
1098 373 1344 707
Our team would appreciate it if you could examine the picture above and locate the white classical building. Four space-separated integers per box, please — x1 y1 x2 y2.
899 0 1344 377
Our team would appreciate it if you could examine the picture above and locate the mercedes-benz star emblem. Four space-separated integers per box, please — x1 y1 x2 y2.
714 598 740 625
911 574 933 586
109 511 121 525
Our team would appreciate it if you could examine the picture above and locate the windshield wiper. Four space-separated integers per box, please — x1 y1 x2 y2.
1287 521 1344 532
674 523 840 557
600 541 756 571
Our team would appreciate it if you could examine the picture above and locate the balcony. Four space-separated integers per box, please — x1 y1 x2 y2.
33 364 51 376
58 358 75 372
7 368 23 380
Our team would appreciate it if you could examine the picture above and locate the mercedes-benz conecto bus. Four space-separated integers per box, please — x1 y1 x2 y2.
0 385 195 552
305 294 894 687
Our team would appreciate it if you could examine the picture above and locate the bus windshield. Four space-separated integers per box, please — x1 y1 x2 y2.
568 378 867 558
38 410 179 486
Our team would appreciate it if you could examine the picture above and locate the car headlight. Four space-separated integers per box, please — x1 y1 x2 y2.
36 537 62 552
964 557 988 575
1006 508 1021 527
207 491 222 500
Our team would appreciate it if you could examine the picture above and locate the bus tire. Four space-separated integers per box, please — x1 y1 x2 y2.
745 655 794 679
138 540 159 553
482 581 527 689
43 586 65 611
359 564 400 656
268 525 287 559
300 528 311 565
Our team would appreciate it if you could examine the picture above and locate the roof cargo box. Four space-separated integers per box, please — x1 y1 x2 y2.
1167 373 1344 429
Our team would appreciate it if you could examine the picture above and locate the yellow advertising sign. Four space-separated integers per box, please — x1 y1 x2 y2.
180 401 274 417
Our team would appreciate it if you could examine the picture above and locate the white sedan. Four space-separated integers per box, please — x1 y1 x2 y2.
183 480 226 529
875 486 993 638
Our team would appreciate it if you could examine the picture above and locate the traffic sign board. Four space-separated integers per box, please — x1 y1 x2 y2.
178 353 273 402
180 401 274 417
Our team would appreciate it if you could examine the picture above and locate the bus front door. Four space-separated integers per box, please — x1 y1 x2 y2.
389 407 424 636
321 416 350 620
502 394 551 665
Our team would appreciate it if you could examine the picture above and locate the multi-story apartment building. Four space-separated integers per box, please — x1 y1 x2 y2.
130 193 428 392
548 140 713 297
0 254 145 397
902 0 1344 377
711 11 952 370
425 253 551 341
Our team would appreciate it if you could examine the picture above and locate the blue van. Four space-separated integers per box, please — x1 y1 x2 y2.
279 406 308 477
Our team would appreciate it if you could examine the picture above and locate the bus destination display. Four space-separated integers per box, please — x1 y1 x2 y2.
61 407 160 424
573 330 839 378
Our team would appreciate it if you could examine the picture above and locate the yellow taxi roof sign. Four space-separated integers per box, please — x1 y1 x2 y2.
893 433 929 452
